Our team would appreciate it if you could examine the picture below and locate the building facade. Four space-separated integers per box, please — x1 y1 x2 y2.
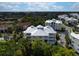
23 25 57 44
65 17 78 26
45 19 63 31
76 25 79 32
70 32 79 53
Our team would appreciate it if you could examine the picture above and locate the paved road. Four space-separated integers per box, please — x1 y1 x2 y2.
58 33 66 47
58 24 72 47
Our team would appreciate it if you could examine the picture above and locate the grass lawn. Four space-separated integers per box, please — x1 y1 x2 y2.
0 40 6 43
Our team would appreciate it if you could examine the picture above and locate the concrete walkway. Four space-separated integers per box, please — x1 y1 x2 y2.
58 33 66 47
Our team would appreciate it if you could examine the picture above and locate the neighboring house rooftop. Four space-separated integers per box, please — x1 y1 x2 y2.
55 20 62 24
65 17 78 21
64 17 69 20
44 26 56 34
45 19 62 24
58 14 68 19
45 19 54 23
71 32 79 40
70 13 79 16
76 25 79 28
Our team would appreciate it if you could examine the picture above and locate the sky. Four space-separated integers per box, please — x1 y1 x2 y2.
0 2 79 12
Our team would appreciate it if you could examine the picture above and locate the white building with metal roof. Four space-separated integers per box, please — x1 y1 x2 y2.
64 17 78 26
44 26 56 34
54 20 63 31
70 32 79 53
58 14 68 20
75 24 79 32
23 25 36 38
31 25 48 36
45 19 63 31
23 25 36 33
23 25 57 44
69 13 79 19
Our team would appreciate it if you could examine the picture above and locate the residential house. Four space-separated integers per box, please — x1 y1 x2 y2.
70 32 79 53
45 19 63 31
64 17 78 26
23 25 57 44
75 25 79 32
69 13 79 19
58 14 68 21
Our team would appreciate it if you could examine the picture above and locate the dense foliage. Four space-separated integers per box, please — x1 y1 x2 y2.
0 37 77 56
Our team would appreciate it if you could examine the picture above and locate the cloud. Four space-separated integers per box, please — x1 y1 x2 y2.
25 2 64 11
0 2 64 11
0 2 25 11
71 2 79 11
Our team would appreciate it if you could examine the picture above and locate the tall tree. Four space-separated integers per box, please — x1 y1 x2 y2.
31 38 52 56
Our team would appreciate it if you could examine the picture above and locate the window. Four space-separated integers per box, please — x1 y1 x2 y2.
77 49 79 51
72 41 74 43
38 36 42 38
49 33 53 35
44 36 48 38
49 40 55 42
26 33 31 35
45 40 47 42
71 44 74 47
49 37 54 39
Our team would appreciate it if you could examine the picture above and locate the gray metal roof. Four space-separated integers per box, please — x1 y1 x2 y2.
23 25 56 36
45 19 62 24
23 25 36 33
71 32 79 40
31 28 48 36
55 20 62 24
36 25 44 29
44 26 56 34
45 20 54 23
65 17 78 22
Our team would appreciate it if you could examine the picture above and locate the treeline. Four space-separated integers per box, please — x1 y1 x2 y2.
0 12 26 21
19 12 79 26
21 16 46 26
0 12 79 21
